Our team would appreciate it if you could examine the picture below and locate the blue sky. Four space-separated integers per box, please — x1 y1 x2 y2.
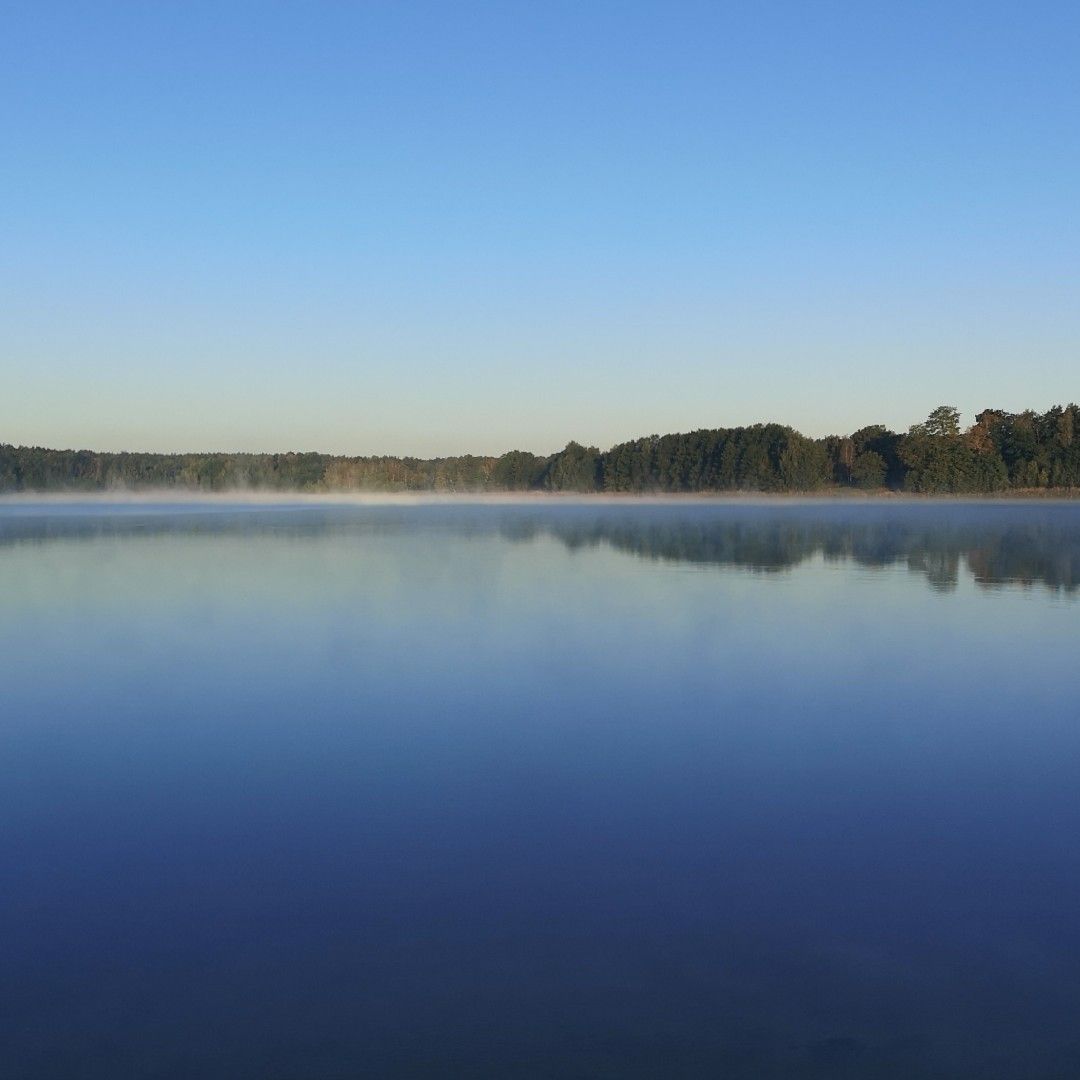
3 1 1078 455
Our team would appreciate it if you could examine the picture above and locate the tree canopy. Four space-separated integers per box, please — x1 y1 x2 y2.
3 404 1079 495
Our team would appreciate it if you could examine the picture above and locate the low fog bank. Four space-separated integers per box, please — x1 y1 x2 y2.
2 488 1079 508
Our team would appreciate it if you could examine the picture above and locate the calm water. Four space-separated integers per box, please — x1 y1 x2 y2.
2 500 1080 1079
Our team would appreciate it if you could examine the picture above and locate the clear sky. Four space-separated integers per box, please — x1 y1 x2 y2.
3 2 1078 456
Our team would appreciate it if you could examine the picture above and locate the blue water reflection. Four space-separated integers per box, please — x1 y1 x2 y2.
2 501 1079 1078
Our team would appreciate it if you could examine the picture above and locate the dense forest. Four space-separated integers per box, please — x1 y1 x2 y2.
2 404 1079 495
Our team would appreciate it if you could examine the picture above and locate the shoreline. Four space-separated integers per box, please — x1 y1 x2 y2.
2 488 1080 506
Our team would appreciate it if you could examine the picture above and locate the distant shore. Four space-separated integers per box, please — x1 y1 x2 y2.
2 488 1080 506
6 406 1080 496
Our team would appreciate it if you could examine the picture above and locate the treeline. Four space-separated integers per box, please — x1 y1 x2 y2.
2 404 1078 494
0 448 495 493
822 405 1080 493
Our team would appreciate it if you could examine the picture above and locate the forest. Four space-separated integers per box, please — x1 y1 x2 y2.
1 404 1078 495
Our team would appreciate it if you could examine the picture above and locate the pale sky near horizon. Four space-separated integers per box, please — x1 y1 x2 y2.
3 2 1078 456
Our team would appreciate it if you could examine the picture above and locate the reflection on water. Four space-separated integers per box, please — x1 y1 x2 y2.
3 499 1079 592
2 500 1080 1079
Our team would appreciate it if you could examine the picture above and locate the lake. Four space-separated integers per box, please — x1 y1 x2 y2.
2 499 1079 1079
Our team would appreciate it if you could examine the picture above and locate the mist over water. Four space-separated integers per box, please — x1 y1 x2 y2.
2 501 1079 1078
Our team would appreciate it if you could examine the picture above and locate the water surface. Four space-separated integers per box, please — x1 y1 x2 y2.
2 500 1079 1078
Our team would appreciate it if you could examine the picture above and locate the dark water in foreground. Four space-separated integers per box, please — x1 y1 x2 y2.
2 500 1079 1079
